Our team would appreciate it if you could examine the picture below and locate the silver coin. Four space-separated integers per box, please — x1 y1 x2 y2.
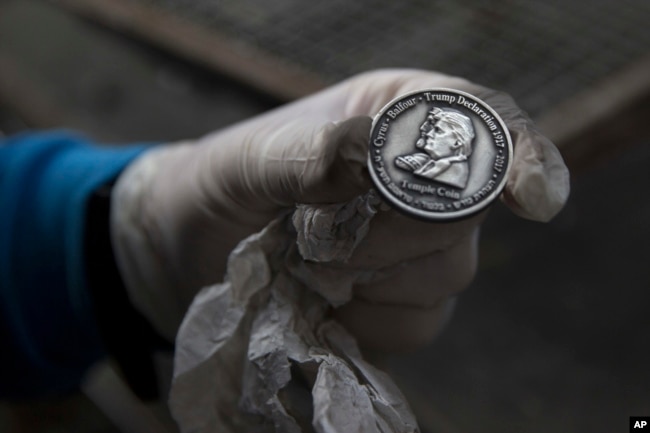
368 88 513 221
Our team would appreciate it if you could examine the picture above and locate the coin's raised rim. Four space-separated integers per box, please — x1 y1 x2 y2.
367 88 513 222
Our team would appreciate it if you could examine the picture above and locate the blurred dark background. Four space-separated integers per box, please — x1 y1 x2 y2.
1 0 649 432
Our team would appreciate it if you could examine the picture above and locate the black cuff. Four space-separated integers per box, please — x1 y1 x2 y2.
85 181 173 400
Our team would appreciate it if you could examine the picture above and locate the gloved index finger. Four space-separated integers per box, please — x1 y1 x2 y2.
473 89 570 222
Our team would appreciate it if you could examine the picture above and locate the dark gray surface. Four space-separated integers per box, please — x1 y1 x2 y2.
142 0 650 117
388 140 650 432
0 0 277 141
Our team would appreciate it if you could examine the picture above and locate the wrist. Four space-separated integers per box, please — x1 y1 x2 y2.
85 180 172 400
110 146 190 341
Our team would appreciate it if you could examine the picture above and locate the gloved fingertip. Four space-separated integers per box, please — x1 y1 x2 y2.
502 129 570 222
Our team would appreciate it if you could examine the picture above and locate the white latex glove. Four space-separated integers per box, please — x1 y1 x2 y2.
111 69 569 348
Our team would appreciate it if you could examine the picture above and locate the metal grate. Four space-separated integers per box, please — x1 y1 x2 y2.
137 0 650 116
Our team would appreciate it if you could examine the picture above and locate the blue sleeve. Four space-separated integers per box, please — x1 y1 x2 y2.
0 130 152 399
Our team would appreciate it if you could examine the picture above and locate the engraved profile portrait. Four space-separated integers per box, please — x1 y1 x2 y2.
395 107 475 189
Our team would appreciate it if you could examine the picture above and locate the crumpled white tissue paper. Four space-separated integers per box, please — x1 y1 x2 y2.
169 191 420 433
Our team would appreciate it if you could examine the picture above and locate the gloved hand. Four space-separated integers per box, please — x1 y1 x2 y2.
111 69 569 349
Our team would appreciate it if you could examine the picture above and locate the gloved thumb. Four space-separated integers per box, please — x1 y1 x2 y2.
207 116 373 217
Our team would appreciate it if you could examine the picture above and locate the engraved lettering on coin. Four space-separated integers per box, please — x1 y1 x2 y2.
368 89 513 221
